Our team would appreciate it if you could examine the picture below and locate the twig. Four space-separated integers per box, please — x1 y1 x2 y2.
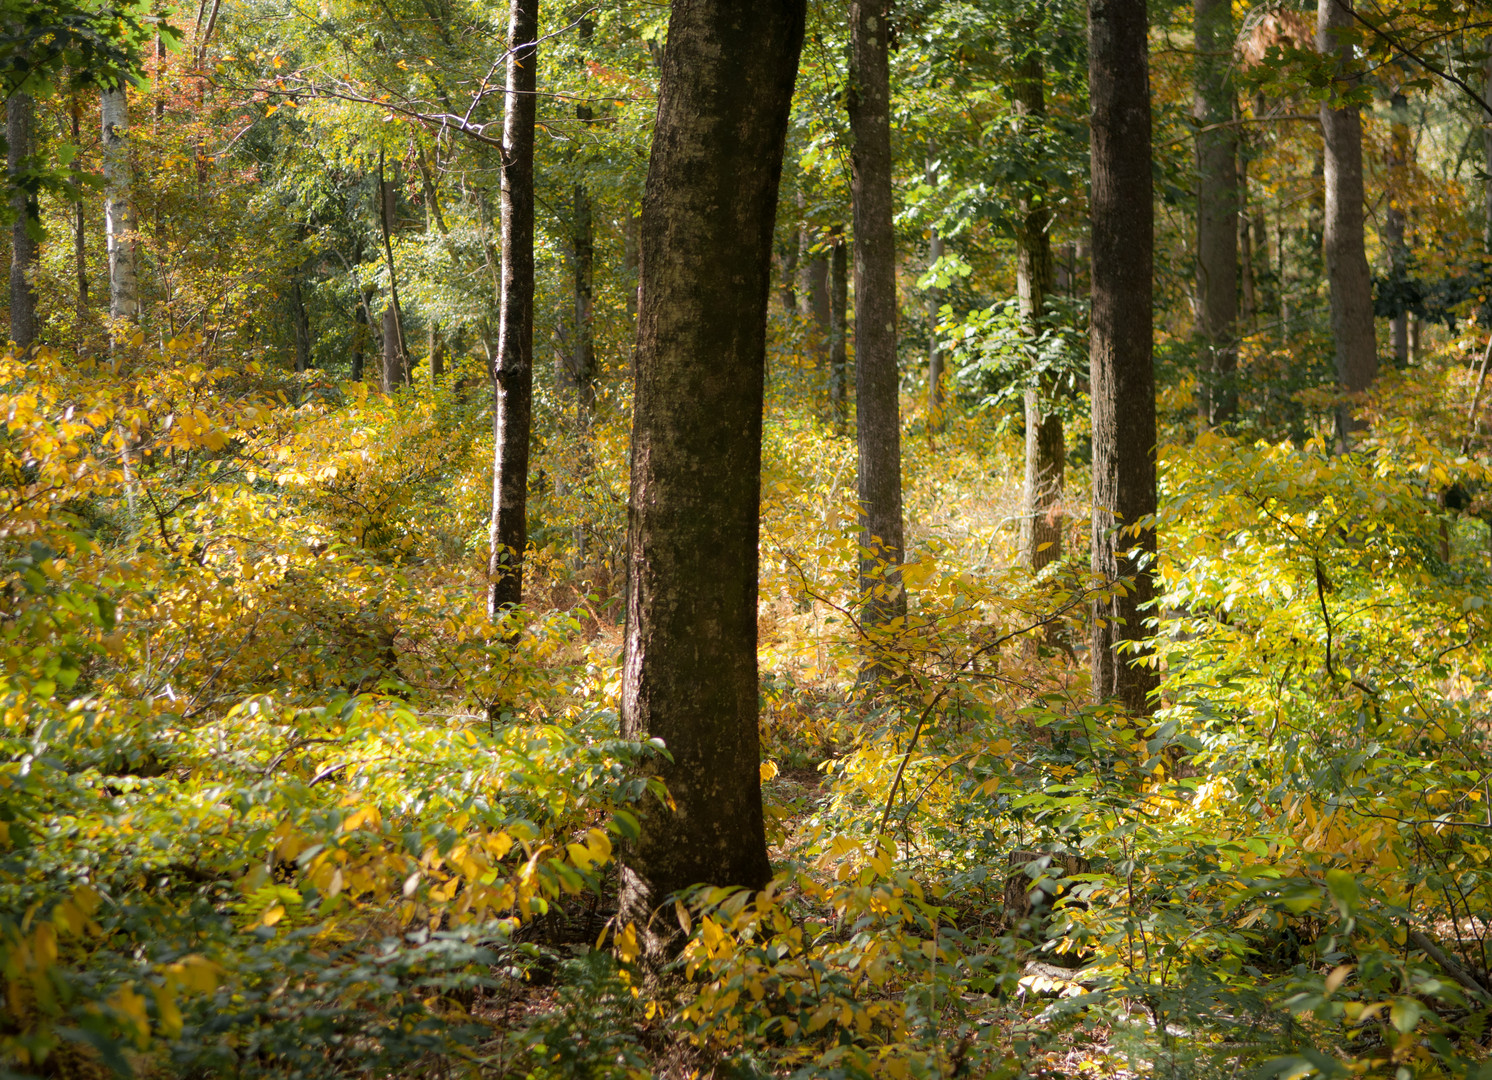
1407 928 1491 1000
1462 332 1492 455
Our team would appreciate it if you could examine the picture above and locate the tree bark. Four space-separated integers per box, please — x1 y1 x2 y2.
1318 0 1377 439
848 0 906 632
8 92 37 347
925 153 946 432
1088 0 1159 715
1384 91 1409 367
1194 0 1238 425
102 85 139 328
806 246 830 362
378 153 409 392
487 0 538 615
1013 25 1063 572
571 177 596 412
619 0 804 956
829 226 848 430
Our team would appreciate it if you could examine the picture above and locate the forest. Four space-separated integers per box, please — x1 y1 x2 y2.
3 0 1492 1075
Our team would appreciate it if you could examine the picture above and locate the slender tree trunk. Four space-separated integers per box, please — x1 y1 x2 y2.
1194 0 1238 426
925 153 946 432
1318 0 1377 440
1484 40 1491 256
72 94 87 316
487 0 538 615
102 85 139 328
1013 24 1063 572
291 279 312 371
8 92 37 346
619 0 804 958
351 291 369 381
806 245 830 363
622 210 640 321
829 226 848 430
572 178 596 412
781 241 798 314
378 153 408 392
1089 0 1159 715
848 0 905 633
1385 91 1409 367
419 150 447 380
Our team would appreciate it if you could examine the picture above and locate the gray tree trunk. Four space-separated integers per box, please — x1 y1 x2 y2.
1194 0 1238 425
1318 0 1377 439
1013 25 1063 573
1089 0 1159 715
925 154 946 432
102 85 139 327
378 155 408 392
848 0 906 633
487 0 538 615
618 0 804 958
8 92 37 346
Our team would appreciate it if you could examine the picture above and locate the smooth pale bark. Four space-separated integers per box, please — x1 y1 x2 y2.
1385 92 1409 366
1318 0 1377 437
487 0 538 615
925 154 946 432
829 227 848 430
102 86 139 327
1089 0 1159 715
1013 27 1063 572
378 156 409 392
1194 0 1238 425
8 92 36 346
619 0 804 955
848 0 905 631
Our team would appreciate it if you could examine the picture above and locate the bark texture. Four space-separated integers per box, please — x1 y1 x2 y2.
1318 0 1377 434
848 0 905 630
102 85 139 326
1193 0 1238 425
619 0 804 955
1088 0 1159 715
487 0 538 615
1013 26 1063 572
8 92 37 346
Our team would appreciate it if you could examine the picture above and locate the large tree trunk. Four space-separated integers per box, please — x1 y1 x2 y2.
848 0 905 632
1193 0 1238 425
8 92 37 346
1318 0 1377 440
378 154 409 392
925 153 946 432
487 0 538 615
618 0 804 958
1384 91 1409 367
1013 25 1063 573
829 225 848 430
1088 0 1159 715
102 85 139 328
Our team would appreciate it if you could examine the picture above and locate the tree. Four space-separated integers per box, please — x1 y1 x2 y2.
829 224 848 429
1088 0 1159 715
1383 90 1410 366
102 83 138 327
925 153 945 432
1012 17 1063 572
7 92 36 346
1318 0 1376 440
487 0 538 617
378 153 408 392
619 0 805 956
848 0 905 633
1193 0 1238 426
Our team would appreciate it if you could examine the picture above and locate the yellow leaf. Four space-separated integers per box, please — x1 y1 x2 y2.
616 922 640 964
260 904 285 927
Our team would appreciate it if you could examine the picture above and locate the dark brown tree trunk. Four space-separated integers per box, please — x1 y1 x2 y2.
1239 155 1256 327
618 0 804 957
1485 40 1491 256
848 0 905 631
378 152 408 391
8 92 37 346
487 0 538 615
571 178 596 412
829 226 848 430
806 247 830 361
351 291 369 381
1318 0 1377 440
291 279 312 371
1013 25 1063 572
1194 0 1238 426
1088 0 1159 715
1385 91 1409 367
